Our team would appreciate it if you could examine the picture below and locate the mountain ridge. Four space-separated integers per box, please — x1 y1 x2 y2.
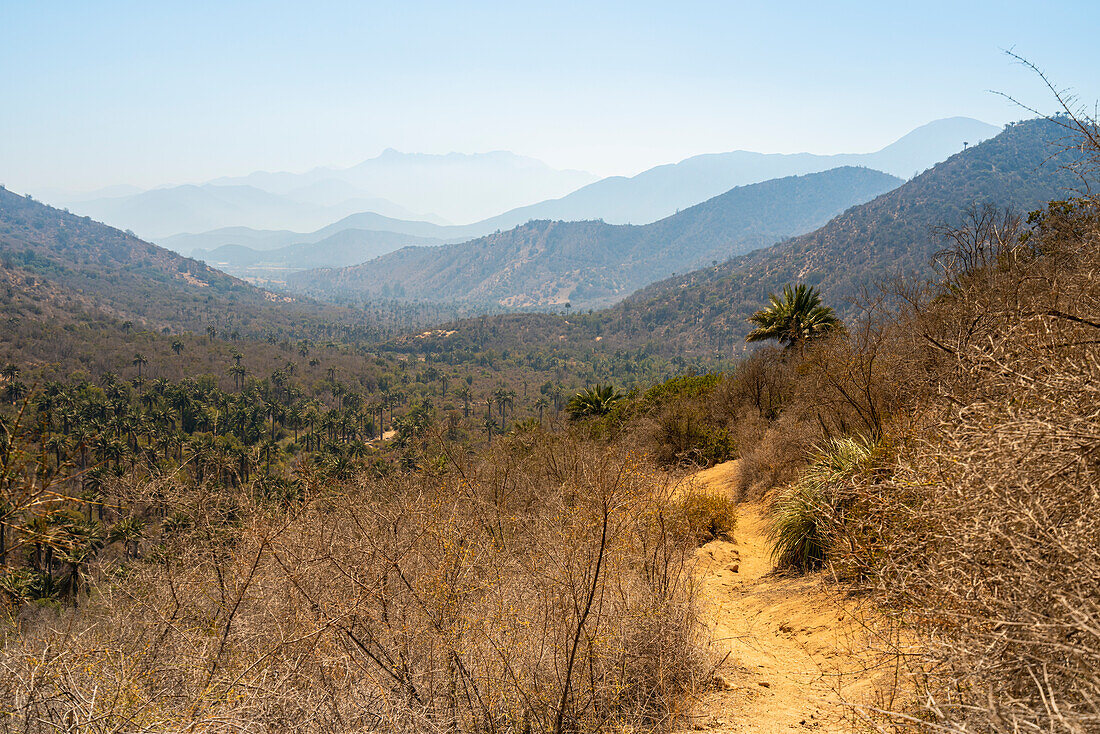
468 117 999 230
601 117 1084 354
287 166 902 309
164 117 997 262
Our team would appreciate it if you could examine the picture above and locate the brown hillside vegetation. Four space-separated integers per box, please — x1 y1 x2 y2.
830 196 1100 730
0 440 709 732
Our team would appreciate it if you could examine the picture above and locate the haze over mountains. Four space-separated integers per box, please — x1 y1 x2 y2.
287 167 901 309
59 184 435 241
143 117 994 283
43 117 996 270
55 151 598 240
469 117 1000 228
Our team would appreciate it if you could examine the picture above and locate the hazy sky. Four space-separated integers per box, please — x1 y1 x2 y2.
3 0 1099 193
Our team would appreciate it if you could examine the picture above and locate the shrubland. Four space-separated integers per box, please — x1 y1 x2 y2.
0 430 711 732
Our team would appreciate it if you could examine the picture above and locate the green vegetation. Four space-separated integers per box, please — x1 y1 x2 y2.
567 383 625 420
768 436 878 571
745 283 841 348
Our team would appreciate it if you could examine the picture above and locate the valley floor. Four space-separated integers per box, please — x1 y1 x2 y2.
677 462 910 733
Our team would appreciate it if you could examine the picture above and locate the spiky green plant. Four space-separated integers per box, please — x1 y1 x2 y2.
567 384 625 421
769 435 878 572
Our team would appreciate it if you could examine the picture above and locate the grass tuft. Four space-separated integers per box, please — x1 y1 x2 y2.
769 435 878 571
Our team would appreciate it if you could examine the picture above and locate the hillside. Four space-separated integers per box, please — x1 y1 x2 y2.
287 167 902 309
0 187 385 343
602 117 1084 354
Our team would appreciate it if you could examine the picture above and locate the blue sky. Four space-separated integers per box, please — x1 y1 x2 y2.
3 0 1099 192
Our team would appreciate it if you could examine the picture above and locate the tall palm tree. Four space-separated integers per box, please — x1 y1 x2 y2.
4 379 27 405
109 516 146 560
493 387 515 430
131 353 149 381
453 386 472 418
745 284 841 350
534 396 550 424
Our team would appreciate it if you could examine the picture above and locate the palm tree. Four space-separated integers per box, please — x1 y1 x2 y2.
109 516 146 560
482 418 497 445
131 353 148 381
227 364 248 392
534 396 550 424
493 387 514 430
567 384 625 421
171 339 185 357
453 386 472 418
745 284 841 350
56 516 104 601
4 379 27 405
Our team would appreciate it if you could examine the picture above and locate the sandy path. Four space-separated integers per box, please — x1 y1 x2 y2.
676 462 905 733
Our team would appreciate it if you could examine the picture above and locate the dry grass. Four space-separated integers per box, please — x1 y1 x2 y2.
0 439 709 733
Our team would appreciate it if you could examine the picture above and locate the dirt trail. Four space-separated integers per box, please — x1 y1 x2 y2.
676 461 905 733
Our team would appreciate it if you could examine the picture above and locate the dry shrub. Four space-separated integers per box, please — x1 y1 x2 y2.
669 486 737 545
641 401 735 469
733 412 817 500
833 204 1100 731
0 438 708 733
723 347 792 421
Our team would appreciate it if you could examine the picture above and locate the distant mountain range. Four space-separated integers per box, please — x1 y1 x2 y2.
161 117 996 268
210 149 598 224
175 211 489 259
286 166 902 309
53 151 598 241
43 117 997 259
195 228 448 272
59 183 434 241
178 212 494 278
469 117 999 229
598 117 1083 354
